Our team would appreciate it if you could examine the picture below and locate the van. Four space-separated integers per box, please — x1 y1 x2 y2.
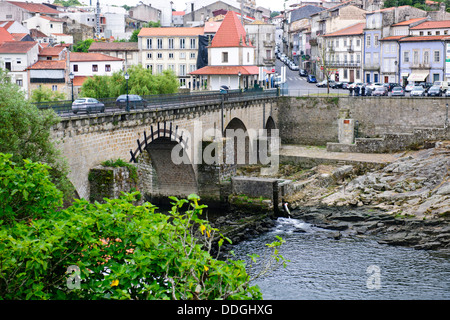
433 81 448 92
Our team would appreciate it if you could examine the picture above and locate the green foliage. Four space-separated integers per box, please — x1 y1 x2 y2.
53 0 83 7
101 158 138 183
129 21 160 42
0 153 63 225
0 191 284 300
0 68 73 200
30 86 66 103
79 65 178 99
73 39 94 53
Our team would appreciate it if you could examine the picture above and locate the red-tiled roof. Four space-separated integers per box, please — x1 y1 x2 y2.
73 76 91 87
204 21 222 33
0 27 14 44
28 59 66 70
30 28 48 38
392 17 428 27
11 33 28 41
138 27 204 37
410 20 450 30
210 11 252 48
0 41 38 53
189 65 259 75
39 46 65 56
380 35 407 41
398 35 450 41
7 1 60 14
322 22 365 37
69 52 123 62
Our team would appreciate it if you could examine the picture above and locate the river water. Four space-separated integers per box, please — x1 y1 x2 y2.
232 217 450 300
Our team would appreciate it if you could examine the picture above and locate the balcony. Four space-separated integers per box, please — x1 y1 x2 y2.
363 63 380 71
263 40 275 47
347 46 354 53
327 61 361 68
263 57 276 65
411 63 430 69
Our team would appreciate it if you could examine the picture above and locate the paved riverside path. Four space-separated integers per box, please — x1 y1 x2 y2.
279 144 404 166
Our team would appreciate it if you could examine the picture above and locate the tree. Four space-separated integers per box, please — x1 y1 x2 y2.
0 68 73 201
73 39 94 53
31 86 66 103
0 157 288 299
317 38 335 94
79 65 179 99
53 0 83 7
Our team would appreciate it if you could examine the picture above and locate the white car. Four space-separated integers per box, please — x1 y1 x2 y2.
405 83 414 92
367 82 383 91
410 85 425 96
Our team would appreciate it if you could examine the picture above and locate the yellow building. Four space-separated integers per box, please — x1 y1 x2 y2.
138 27 205 88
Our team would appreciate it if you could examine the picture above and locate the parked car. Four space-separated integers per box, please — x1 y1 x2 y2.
386 83 400 91
433 80 449 92
72 98 105 114
419 82 433 93
427 85 442 97
372 86 388 96
391 86 405 96
367 82 383 91
115 94 148 109
307 75 317 83
348 82 363 89
289 63 299 71
274 75 284 87
299 69 308 77
404 83 415 92
316 79 335 88
342 82 352 89
331 81 345 89
410 85 426 96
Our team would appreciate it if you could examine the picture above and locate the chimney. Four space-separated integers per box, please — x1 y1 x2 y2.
191 3 195 22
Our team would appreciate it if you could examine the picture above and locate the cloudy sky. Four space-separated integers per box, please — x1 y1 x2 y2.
37 0 287 12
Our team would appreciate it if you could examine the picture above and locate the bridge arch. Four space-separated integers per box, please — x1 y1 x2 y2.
223 117 252 165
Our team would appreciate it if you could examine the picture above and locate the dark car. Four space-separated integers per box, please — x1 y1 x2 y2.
115 94 148 109
385 83 400 91
332 81 345 89
419 82 433 93
307 75 317 83
427 85 442 97
72 98 105 114
299 69 308 77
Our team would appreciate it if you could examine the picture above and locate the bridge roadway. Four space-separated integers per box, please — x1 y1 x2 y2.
38 89 278 118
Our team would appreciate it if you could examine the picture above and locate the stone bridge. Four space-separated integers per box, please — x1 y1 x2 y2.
52 91 279 201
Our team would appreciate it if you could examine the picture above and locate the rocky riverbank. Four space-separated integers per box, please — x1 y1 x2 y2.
236 141 450 251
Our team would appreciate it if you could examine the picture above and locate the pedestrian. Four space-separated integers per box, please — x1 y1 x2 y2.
355 85 360 96
349 86 354 96
361 85 365 96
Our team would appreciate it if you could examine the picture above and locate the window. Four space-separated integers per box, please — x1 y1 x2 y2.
16 58 21 65
190 64 196 73
73 64 78 72
169 53 174 59
157 64 163 74
266 50 271 59
52 85 57 91
374 35 379 46
179 52 186 59
147 39 152 49
434 50 440 62
247 52 250 63
157 38 163 49
147 64 153 73
180 38 185 49
343 69 348 78
419 31 424 36
190 52 195 59
424 50 429 65
157 53 163 59
403 51 409 63
50 24 53 29
105 64 111 72
168 38 174 49
92 64 98 72
190 38 196 49
356 54 361 64
222 52 228 63
16 79 22 87
366 35 371 47
413 50 419 65
436 31 440 35
6 15 12 19
428 31 432 35
356 69 360 79
168 64 175 72
356 39 360 47
179 64 186 76
147 53 152 59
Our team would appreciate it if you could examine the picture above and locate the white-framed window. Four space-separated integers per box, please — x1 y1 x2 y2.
180 38 185 49
147 38 152 49
374 35 379 47
156 64 163 74
190 38 196 49
180 52 186 59
16 79 23 87
222 52 228 63
424 50 430 65
190 52 196 59
146 64 153 73
157 53 163 59
403 51 409 63
434 50 440 63
179 64 186 76
169 53 174 59
147 53 152 59
157 38 163 49
168 64 175 72
190 64 196 73
168 38 174 49
52 85 58 91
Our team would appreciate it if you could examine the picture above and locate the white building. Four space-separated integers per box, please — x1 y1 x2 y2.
190 11 259 90
23 14 73 45
0 41 40 98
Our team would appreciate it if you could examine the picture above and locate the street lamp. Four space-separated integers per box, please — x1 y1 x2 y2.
69 72 74 102
124 72 130 112
238 71 241 91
